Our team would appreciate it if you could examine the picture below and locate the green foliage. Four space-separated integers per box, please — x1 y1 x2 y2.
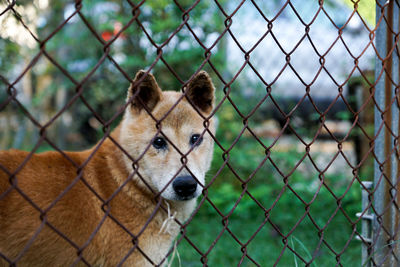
174 141 362 266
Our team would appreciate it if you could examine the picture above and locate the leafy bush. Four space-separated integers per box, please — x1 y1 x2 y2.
172 125 362 265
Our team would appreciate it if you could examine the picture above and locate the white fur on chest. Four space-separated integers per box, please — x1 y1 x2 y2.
141 199 197 266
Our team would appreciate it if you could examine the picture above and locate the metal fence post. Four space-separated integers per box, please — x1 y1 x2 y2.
357 182 374 267
390 1 400 264
374 1 400 266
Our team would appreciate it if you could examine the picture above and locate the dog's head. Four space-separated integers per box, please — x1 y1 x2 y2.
119 70 216 201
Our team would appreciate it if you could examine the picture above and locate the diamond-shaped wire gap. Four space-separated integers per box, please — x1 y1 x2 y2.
306 177 362 265
75 59 132 147
136 1 188 45
176 215 247 266
227 0 273 51
76 0 139 45
41 17 106 83
264 180 321 265
320 44 361 90
222 34 266 82
206 123 269 199
0 55 67 153
276 217 328 266
307 137 356 176
229 159 322 265
175 189 248 266
339 16 376 62
248 0 291 22
260 3 317 54
306 151 362 235
266 138 307 179
173 0 227 49
288 0 322 26
243 95 288 154
130 0 207 58
249 221 317 266
287 37 324 88
343 52 376 119
241 217 289 265
230 15 312 90
212 88 251 152
267 93 326 143
11 55 80 151
222 65 271 122
149 28 218 85
308 95 355 141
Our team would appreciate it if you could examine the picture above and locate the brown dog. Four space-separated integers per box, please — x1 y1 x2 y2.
0 71 216 266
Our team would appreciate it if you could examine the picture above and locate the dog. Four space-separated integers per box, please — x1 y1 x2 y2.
0 70 216 266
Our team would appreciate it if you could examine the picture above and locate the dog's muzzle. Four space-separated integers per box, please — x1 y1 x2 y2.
172 175 198 200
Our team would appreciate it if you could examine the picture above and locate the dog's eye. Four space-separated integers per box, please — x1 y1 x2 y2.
152 137 167 150
190 134 203 147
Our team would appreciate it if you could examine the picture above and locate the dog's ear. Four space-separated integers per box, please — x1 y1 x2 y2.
127 70 162 112
185 71 215 114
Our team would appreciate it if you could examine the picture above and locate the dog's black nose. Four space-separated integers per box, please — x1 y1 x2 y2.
172 176 197 198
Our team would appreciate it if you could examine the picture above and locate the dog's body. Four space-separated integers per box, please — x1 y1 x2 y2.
0 71 216 266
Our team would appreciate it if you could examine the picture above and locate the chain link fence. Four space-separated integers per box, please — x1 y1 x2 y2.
0 0 399 266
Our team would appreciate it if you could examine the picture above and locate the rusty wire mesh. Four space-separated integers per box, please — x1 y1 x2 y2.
0 0 399 266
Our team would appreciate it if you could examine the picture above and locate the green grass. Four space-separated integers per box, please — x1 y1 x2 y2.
170 183 361 266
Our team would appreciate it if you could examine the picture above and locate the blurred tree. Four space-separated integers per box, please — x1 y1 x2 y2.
1 0 227 150
0 0 40 149
39 0 227 148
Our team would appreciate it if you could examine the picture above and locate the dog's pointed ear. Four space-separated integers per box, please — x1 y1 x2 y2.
127 70 162 112
185 71 215 114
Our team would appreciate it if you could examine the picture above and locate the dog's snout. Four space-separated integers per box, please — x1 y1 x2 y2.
172 176 197 199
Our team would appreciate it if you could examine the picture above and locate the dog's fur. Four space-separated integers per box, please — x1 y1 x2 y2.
0 71 216 266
